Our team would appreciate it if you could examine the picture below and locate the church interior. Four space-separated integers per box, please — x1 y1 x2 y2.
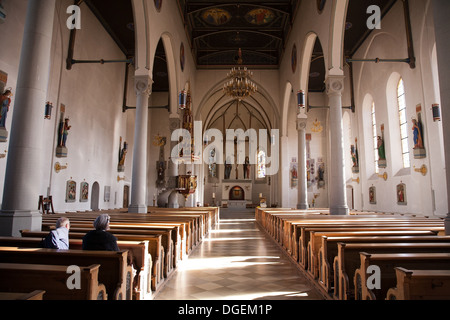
0 0 450 304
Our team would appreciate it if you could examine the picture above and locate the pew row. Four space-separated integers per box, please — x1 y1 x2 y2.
386 267 450 300
0 263 107 300
0 247 131 300
1 236 153 300
355 252 450 300
336 242 450 300
0 290 46 300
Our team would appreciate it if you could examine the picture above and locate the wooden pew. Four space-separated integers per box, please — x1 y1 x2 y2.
296 225 442 269
317 233 449 293
0 236 153 300
272 216 443 262
309 231 447 276
355 252 450 300
59 225 176 279
386 267 450 300
336 242 450 300
0 290 46 300
0 263 107 300
0 247 131 300
21 230 164 294
42 217 182 271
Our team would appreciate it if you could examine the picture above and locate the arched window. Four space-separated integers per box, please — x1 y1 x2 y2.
397 78 410 168
371 101 379 174
257 150 266 179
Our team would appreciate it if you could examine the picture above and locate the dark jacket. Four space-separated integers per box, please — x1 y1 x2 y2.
82 229 120 251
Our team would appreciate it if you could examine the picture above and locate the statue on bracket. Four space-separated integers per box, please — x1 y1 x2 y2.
0 88 12 142
224 157 232 180
377 125 386 168
351 138 359 173
118 137 128 172
243 156 251 179
56 107 71 158
412 105 426 159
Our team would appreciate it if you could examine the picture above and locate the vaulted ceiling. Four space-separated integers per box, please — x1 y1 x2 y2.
85 0 397 92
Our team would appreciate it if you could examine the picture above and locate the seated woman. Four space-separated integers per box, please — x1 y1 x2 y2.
82 214 120 251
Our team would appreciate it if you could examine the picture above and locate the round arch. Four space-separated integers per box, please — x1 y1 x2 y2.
159 33 179 115
328 0 348 75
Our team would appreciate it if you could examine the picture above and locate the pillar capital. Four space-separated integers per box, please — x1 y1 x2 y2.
134 75 153 96
325 75 345 96
296 117 307 131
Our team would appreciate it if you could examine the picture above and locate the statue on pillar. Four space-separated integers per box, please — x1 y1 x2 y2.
243 156 250 179
224 157 232 180
56 114 71 158
0 89 12 142
118 137 128 172
0 89 12 128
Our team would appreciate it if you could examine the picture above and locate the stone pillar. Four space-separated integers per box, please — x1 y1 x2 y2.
0 0 56 236
326 75 349 215
432 0 450 234
297 117 309 209
129 75 151 213
280 135 289 207
168 116 180 208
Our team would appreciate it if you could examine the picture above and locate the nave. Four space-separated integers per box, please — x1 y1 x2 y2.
154 209 323 300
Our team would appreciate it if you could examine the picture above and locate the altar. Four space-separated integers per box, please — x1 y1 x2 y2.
221 180 253 209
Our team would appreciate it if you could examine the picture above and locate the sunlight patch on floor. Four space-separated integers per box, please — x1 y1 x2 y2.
178 256 281 271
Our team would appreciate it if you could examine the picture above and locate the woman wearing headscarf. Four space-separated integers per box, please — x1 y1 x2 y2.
82 214 119 251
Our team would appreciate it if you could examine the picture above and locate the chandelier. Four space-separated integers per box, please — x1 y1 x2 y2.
223 49 257 100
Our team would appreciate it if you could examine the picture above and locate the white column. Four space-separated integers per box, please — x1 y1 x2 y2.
280 135 290 207
432 0 450 234
297 117 309 209
129 75 152 213
168 116 180 208
0 0 56 236
326 76 349 215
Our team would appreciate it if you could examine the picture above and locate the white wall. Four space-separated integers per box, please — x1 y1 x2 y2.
351 0 447 216
0 0 129 212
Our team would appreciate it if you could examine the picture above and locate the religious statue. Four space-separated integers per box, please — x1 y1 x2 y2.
317 164 325 188
56 114 71 158
224 157 232 180
377 136 386 161
0 89 12 128
412 118 424 149
58 118 71 148
243 156 250 179
118 137 128 172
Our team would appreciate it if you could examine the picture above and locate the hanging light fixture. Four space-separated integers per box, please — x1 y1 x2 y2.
223 48 257 101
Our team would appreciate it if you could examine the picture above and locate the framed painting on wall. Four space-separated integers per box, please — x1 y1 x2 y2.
80 182 89 202
397 183 407 205
104 186 111 202
66 180 76 203
369 186 376 205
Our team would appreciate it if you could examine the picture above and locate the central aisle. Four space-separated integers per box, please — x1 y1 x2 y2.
154 208 324 300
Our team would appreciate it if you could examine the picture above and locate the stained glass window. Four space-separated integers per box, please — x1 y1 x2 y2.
371 102 379 173
397 78 410 168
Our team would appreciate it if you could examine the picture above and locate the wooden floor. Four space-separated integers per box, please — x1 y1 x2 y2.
154 208 324 300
